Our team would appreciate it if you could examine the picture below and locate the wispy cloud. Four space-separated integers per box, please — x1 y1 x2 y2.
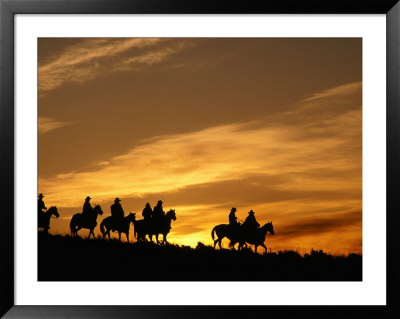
301 81 361 103
38 117 72 134
39 38 189 94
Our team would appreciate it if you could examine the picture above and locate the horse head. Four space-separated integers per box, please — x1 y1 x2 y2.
166 209 176 221
262 221 274 235
93 204 103 216
128 212 136 224
49 206 60 218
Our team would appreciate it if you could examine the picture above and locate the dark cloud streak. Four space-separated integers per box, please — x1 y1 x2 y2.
276 210 362 239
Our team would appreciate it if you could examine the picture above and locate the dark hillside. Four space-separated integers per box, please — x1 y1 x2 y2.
38 233 361 281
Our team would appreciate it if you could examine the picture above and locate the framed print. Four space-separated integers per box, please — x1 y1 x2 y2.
1 0 400 318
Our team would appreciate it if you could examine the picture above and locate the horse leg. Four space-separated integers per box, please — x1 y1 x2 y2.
118 232 121 241
254 245 258 253
126 232 129 243
260 243 267 253
214 235 221 249
163 234 167 245
156 234 159 244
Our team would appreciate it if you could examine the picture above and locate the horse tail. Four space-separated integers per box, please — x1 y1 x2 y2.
211 226 217 240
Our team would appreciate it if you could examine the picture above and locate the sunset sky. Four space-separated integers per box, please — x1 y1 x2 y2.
38 38 362 254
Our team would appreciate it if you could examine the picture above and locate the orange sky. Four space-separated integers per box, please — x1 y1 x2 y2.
38 38 362 254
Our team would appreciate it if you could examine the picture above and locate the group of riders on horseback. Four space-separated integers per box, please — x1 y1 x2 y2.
212 207 275 252
38 193 177 244
38 193 274 252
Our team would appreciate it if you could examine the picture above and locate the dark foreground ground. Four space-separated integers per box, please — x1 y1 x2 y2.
38 233 362 281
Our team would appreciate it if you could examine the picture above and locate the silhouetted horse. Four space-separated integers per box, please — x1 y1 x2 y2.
133 218 148 243
100 212 136 242
134 209 176 245
211 224 240 250
70 205 104 238
232 221 275 253
38 206 59 233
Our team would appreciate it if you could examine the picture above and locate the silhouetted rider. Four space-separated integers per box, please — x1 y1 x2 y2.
82 196 93 224
228 207 239 227
142 202 153 221
111 198 124 232
38 193 46 215
242 210 260 231
153 200 165 220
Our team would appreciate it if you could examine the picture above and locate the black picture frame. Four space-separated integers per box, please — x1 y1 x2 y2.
1 0 399 318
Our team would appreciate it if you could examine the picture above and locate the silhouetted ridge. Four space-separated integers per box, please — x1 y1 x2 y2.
38 233 362 281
